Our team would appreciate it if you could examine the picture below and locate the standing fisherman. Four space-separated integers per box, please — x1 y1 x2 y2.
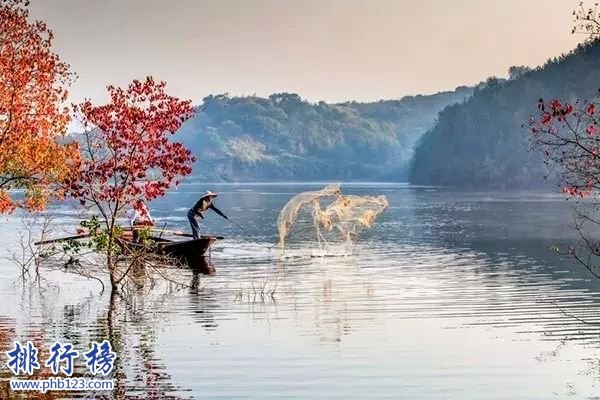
188 191 228 240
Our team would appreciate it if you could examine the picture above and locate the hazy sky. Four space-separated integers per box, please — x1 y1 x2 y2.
29 0 584 104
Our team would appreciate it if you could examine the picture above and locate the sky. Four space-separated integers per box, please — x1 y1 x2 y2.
29 0 584 105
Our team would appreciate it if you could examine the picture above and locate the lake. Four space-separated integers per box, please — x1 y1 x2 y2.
0 182 599 399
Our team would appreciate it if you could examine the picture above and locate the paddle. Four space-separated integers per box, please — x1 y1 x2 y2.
157 222 168 239
35 227 224 246
34 233 90 246
148 228 223 240
149 228 192 237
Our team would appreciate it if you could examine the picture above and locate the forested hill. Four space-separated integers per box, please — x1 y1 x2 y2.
410 40 600 187
179 88 473 182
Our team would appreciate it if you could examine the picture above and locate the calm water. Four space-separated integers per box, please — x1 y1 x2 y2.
1 183 600 399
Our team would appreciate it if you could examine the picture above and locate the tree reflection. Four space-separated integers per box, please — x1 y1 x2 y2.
0 284 197 399
98 288 193 399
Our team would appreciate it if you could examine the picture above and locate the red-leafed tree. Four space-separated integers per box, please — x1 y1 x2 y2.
0 0 79 213
530 96 600 277
65 77 196 290
529 3 600 277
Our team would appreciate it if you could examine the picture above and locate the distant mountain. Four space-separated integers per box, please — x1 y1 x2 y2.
410 40 600 187
179 88 473 182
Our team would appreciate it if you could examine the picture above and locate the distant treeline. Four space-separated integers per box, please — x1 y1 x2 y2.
179 88 473 182
410 40 600 187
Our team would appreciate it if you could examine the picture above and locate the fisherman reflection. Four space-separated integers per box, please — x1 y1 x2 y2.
187 283 218 331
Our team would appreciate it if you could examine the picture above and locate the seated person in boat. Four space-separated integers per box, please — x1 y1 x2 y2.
128 199 154 242
188 191 228 240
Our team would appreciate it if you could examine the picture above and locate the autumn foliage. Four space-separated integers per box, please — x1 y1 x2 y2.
528 3 600 199
0 0 79 213
529 95 600 275
66 77 196 227
62 77 196 290
529 97 600 197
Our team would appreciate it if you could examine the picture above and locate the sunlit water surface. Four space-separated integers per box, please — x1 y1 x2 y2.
0 183 599 399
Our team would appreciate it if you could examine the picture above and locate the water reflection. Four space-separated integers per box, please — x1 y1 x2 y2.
0 286 196 399
189 258 215 280
3 185 600 398
103 291 193 400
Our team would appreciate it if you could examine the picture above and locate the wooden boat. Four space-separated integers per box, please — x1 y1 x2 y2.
118 233 221 269
34 228 221 274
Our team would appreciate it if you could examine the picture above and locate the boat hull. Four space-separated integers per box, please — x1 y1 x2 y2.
160 236 217 264
117 235 219 273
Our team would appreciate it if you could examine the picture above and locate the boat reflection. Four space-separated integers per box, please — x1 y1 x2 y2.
189 257 215 280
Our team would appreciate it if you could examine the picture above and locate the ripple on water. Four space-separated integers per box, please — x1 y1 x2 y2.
0 186 598 398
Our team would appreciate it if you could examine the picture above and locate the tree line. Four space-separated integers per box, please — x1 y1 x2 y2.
179 89 473 182
410 39 600 187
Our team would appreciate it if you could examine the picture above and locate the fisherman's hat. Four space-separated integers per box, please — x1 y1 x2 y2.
204 190 218 197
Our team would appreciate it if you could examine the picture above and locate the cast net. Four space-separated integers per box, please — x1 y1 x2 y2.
276 184 388 250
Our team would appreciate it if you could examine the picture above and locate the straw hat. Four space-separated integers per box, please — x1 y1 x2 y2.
203 190 218 198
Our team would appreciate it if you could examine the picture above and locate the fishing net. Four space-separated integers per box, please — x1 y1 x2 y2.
276 184 388 249
276 184 341 248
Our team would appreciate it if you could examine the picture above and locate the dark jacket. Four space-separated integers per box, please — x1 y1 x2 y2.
190 196 227 219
